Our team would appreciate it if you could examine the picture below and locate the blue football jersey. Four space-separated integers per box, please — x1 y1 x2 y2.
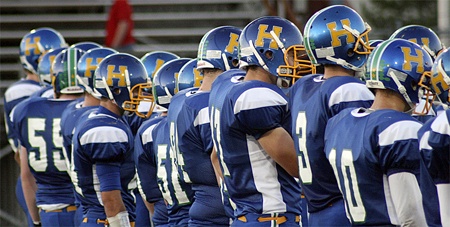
417 116 444 227
289 74 374 213
167 87 198 184
209 69 245 219
152 117 194 226
177 90 230 225
215 79 301 217
72 106 136 221
324 108 424 225
426 109 450 184
3 79 41 152
134 115 168 226
13 97 75 206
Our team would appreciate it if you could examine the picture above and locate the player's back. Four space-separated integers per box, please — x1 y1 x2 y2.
152 117 194 226
417 117 444 227
324 108 423 225
4 79 42 151
134 116 169 226
14 97 75 205
290 74 374 212
218 79 301 216
177 89 231 225
72 106 136 219
167 87 198 184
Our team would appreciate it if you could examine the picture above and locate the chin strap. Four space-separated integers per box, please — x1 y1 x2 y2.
248 40 270 72
102 77 115 100
221 53 231 71
76 75 94 95
422 45 436 60
388 70 416 111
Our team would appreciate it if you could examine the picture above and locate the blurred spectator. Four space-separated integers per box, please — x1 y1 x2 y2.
105 0 136 53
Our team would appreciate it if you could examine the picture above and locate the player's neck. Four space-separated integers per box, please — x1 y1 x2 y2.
199 70 222 91
83 93 100 107
100 99 124 116
58 93 84 100
323 65 355 79
25 72 40 83
371 89 410 113
244 66 276 84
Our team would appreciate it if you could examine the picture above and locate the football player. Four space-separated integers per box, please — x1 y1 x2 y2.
72 53 149 227
324 39 431 226
128 51 179 227
60 47 117 225
3 28 66 226
211 16 305 226
390 24 446 123
174 26 241 226
145 58 196 226
418 47 450 226
14 47 85 226
291 5 374 226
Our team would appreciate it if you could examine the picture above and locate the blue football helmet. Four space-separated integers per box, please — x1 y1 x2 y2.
37 47 67 85
152 58 191 109
304 5 372 72
177 59 203 92
420 47 450 105
77 47 118 95
94 53 151 113
197 26 241 71
51 47 86 97
239 16 313 87
389 25 444 60
19 27 67 75
369 39 383 49
70 41 103 52
140 51 180 80
365 39 433 111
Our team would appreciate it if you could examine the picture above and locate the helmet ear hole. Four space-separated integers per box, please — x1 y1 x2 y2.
265 50 274 60
113 88 121 95
232 59 239 67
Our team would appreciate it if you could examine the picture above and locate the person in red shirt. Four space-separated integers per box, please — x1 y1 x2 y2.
105 0 135 52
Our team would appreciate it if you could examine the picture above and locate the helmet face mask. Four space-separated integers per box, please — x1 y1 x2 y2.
20 27 67 75
365 39 433 112
303 5 372 71
422 48 450 107
94 53 150 113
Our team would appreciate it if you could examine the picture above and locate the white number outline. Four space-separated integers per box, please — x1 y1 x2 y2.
296 111 312 183
157 144 190 206
329 148 366 223
27 118 67 172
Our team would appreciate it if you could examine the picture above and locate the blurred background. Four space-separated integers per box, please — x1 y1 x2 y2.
0 0 448 225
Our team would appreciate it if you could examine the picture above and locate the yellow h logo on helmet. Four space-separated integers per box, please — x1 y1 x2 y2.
401 47 424 73
106 65 127 86
225 32 240 54
193 68 202 87
408 38 430 49
255 24 283 49
327 19 355 47
25 37 41 56
85 57 104 78
153 59 166 79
